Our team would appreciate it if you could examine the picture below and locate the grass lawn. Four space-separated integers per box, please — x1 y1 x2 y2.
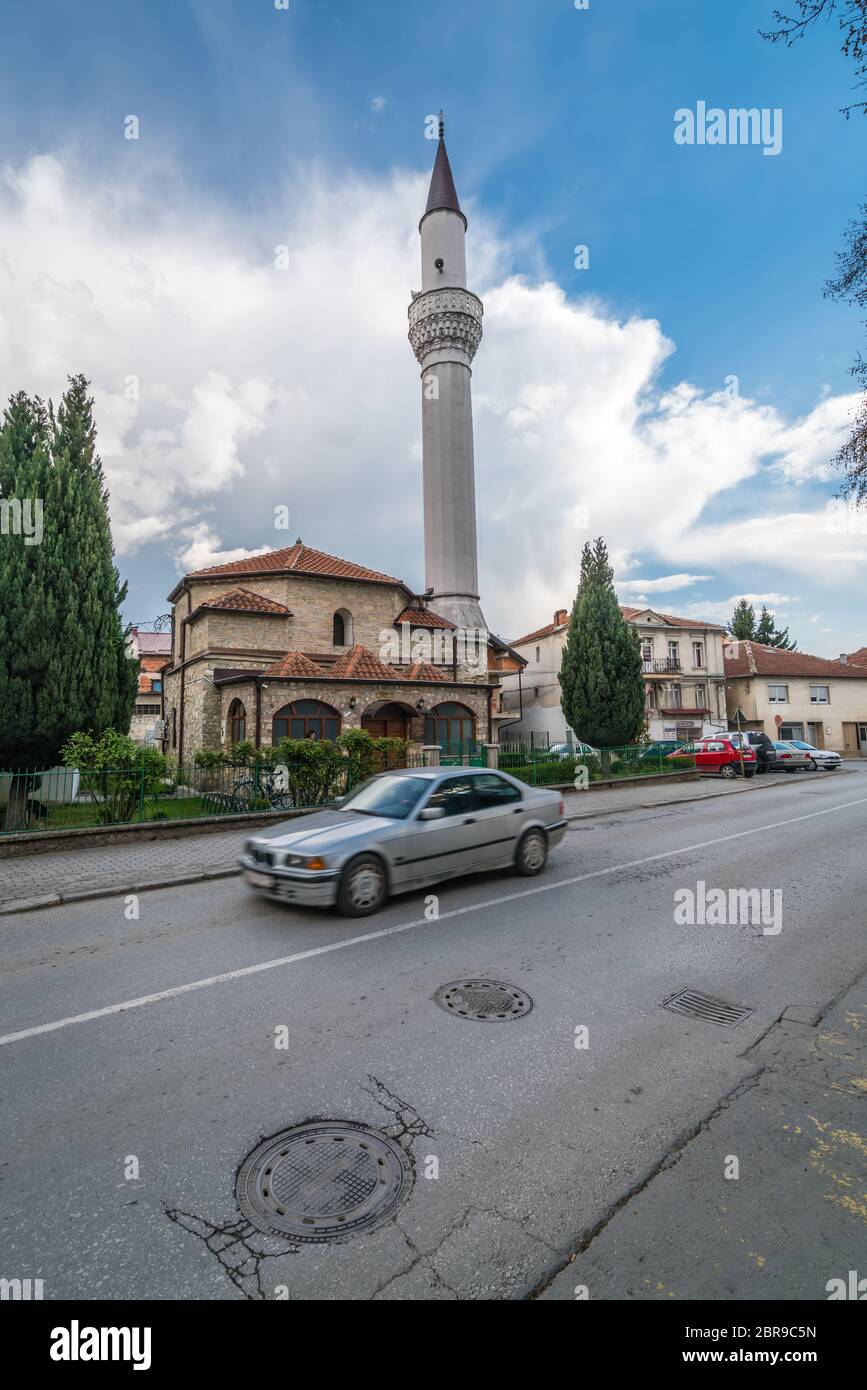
27 796 210 831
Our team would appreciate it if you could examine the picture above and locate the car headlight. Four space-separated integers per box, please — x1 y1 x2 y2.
287 854 328 870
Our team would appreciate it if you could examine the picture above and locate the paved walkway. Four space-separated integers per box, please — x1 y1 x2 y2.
0 774 795 917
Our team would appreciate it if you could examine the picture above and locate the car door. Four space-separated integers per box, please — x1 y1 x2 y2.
398 774 486 887
700 740 726 772
469 772 526 865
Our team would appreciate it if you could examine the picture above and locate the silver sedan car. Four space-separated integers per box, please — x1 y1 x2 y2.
783 740 842 771
769 740 815 772
240 766 568 916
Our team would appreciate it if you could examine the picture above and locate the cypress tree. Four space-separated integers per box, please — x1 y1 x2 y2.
559 537 645 749
0 375 137 779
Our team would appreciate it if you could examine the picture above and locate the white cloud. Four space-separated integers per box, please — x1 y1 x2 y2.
0 150 862 651
615 574 713 595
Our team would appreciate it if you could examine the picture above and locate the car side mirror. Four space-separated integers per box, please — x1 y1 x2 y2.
418 806 444 821
332 796 347 808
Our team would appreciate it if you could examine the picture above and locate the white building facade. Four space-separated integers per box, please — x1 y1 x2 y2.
500 606 728 745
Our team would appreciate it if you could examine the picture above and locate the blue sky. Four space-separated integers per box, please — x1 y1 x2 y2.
1 0 864 652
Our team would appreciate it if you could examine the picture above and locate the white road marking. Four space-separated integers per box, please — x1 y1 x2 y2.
2 794 866 1048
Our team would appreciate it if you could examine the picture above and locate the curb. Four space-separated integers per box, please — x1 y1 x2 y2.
561 773 789 823
0 775 795 920
0 867 241 917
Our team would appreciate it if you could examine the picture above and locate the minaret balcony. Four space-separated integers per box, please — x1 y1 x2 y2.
408 287 484 366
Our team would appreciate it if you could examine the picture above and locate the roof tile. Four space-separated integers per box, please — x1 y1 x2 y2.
188 542 403 587
196 587 291 616
329 645 403 681
395 607 456 630
724 640 867 680
262 652 329 679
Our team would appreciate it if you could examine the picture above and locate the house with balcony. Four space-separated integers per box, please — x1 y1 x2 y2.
499 605 727 743
724 641 867 754
621 607 728 743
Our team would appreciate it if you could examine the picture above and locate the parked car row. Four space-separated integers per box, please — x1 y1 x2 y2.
666 734 842 778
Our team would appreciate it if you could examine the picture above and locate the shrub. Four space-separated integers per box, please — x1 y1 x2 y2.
61 729 167 824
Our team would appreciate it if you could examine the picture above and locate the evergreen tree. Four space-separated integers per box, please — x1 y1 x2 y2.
559 537 645 749
730 599 757 640
0 375 137 776
755 604 797 650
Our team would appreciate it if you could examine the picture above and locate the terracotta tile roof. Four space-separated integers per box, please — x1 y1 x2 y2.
620 606 726 632
724 640 867 680
262 651 329 679
186 541 403 587
395 607 456 630
846 646 867 667
402 661 451 682
329 644 402 681
194 587 290 616
512 602 726 649
510 612 570 647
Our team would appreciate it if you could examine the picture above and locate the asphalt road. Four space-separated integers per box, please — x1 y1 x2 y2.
1 767 866 1301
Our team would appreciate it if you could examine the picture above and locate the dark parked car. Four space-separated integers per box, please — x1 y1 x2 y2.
639 741 683 762
723 729 776 773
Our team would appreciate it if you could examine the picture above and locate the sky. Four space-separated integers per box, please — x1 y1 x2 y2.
0 0 865 655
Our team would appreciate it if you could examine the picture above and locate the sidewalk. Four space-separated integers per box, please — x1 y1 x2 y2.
0 774 786 917
538 969 867 1300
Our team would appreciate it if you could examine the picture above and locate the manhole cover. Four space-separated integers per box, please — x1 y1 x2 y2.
661 988 754 1029
236 1122 412 1242
433 979 534 1021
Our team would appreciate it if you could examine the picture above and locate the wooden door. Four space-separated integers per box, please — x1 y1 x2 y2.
842 723 859 753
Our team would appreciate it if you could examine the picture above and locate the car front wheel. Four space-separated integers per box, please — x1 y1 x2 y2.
337 855 388 917
516 828 548 876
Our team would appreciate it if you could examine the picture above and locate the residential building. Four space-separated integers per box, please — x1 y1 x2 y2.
500 606 727 743
724 641 867 754
127 628 171 745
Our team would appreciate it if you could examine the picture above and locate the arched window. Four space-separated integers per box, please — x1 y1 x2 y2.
332 609 353 646
424 702 475 750
227 699 246 744
273 700 341 743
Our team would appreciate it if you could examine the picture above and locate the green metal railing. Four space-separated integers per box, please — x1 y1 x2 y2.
0 759 366 835
498 740 697 787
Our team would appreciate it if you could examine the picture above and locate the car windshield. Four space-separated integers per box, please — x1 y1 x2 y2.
341 774 430 820
790 741 812 749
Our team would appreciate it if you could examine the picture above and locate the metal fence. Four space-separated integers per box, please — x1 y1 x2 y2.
0 759 369 835
498 741 696 787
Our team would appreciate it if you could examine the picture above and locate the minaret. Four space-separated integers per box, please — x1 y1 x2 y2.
408 114 486 632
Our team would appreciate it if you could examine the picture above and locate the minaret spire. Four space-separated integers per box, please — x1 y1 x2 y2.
408 120 486 633
423 112 464 227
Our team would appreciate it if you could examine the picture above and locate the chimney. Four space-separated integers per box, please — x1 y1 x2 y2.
554 609 568 626
840 653 848 664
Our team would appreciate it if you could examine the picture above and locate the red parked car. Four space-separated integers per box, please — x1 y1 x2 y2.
667 737 756 779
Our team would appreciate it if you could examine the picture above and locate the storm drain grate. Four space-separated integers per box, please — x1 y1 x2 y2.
661 988 754 1029
433 979 534 1022
235 1122 412 1242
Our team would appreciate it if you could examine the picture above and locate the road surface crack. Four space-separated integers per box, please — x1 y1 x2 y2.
164 1204 298 1301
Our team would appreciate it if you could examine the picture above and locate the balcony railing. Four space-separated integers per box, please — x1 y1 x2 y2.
642 658 681 674
658 705 710 717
